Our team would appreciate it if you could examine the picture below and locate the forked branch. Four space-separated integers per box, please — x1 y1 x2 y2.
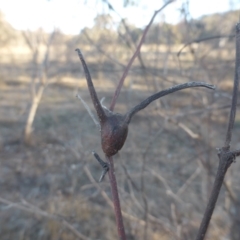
195 22 240 240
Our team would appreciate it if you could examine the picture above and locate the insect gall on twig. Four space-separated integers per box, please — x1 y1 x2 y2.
75 49 215 171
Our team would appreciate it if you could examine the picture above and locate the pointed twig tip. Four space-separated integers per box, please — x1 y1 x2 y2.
99 168 109 182
208 84 215 90
75 48 82 55
91 152 109 182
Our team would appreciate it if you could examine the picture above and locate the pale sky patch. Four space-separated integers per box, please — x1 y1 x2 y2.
0 0 239 34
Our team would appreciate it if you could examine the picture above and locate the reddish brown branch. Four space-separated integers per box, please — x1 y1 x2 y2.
109 0 175 111
107 156 126 240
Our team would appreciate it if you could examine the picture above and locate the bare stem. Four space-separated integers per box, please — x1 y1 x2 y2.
109 0 175 111
124 82 215 124
107 156 126 240
75 49 106 123
195 22 240 240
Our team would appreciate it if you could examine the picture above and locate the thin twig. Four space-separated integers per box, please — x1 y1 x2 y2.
177 34 235 57
124 82 215 124
76 93 100 127
109 0 175 111
103 0 147 70
177 167 201 196
149 168 185 205
223 178 238 203
82 30 126 69
82 28 175 85
124 174 174 236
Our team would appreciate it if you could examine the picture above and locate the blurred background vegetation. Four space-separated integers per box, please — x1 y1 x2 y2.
0 1 240 239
